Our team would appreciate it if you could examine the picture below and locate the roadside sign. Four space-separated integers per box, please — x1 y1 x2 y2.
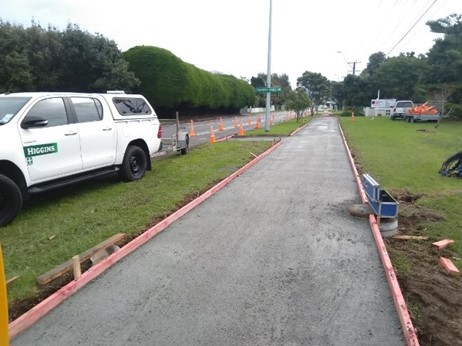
255 86 282 93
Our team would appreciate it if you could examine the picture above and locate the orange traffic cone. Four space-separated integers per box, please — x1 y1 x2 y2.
209 124 216 143
238 122 245 136
270 115 274 126
255 118 260 129
247 114 252 125
351 111 355 121
234 116 238 128
189 120 196 136
218 117 224 131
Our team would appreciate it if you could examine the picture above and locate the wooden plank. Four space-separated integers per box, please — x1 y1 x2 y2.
37 233 125 285
432 239 455 250
392 235 428 240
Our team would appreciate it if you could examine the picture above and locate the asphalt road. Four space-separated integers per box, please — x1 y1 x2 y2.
12 116 404 346
159 111 289 150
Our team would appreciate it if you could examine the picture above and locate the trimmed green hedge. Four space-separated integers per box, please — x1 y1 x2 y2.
123 46 255 116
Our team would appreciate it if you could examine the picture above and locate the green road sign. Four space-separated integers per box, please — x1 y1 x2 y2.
255 86 282 93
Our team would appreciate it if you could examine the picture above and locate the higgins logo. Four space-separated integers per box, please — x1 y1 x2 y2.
23 143 58 158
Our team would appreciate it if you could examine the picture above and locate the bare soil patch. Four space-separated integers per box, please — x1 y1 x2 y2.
387 190 462 346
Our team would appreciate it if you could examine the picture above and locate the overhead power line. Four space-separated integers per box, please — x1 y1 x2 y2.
386 0 439 56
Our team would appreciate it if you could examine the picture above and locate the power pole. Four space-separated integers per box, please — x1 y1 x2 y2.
350 61 360 75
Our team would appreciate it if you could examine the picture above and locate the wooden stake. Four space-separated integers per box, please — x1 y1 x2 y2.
72 255 81 280
37 233 125 285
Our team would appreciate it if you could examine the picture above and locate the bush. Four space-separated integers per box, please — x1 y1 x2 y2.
123 46 255 117
340 108 364 117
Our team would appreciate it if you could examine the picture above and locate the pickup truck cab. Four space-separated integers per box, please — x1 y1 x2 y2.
390 100 414 120
0 91 162 226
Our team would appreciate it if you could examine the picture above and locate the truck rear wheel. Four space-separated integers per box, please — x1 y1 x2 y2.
0 174 22 227
119 145 148 181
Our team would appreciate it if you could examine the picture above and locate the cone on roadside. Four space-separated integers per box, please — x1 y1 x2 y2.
254 117 260 129
234 117 238 128
189 119 196 136
218 117 224 131
209 124 216 143
247 114 252 125
351 111 355 121
238 122 245 136
270 115 274 126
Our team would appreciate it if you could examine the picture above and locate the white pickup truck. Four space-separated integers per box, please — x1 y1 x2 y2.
390 100 414 120
0 91 163 226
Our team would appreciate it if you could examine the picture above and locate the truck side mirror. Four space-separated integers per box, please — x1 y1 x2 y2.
21 115 49 129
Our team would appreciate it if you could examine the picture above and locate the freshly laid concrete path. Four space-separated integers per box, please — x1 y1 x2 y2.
12 117 404 346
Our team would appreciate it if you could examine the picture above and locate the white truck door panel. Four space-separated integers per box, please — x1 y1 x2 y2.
19 97 83 183
21 127 82 183
70 97 116 170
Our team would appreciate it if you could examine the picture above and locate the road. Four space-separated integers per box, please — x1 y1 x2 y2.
159 111 290 150
11 116 404 346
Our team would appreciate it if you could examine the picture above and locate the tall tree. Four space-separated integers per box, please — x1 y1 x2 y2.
425 14 462 103
297 71 330 115
373 55 426 101
364 52 386 77
0 21 139 93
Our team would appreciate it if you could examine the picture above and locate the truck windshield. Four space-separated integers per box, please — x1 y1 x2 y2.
0 97 31 125
396 101 413 108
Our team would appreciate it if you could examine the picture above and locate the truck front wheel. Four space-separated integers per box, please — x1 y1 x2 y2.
0 174 22 227
119 146 148 181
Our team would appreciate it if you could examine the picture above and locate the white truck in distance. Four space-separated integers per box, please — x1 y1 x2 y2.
390 100 414 120
0 91 163 226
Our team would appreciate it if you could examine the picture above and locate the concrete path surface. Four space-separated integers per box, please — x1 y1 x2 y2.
12 116 404 346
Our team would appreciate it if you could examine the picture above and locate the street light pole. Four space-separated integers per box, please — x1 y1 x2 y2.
265 0 272 132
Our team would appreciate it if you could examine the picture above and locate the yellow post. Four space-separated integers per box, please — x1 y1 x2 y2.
0 244 8 345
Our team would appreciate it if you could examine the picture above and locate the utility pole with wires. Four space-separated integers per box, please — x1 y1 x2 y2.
351 61 361 75
337 51 361 75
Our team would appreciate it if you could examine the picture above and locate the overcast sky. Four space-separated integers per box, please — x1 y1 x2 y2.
1 0 460 87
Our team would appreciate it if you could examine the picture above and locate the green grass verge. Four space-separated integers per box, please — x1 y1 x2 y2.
1 140 273 305
247 117 309 136
339 116 462 262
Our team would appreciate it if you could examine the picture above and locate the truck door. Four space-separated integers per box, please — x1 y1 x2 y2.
70 97 116 170
19 97 83 183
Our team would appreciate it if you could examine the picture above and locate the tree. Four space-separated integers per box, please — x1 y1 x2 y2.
285 88 311 122
424 14 462 103
330 81 345 110
0 21 139 93
373 55 426 101
342 74 368 108
426 13 462 36
297 71 330 115
364 52 386 77
58 24 139 92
